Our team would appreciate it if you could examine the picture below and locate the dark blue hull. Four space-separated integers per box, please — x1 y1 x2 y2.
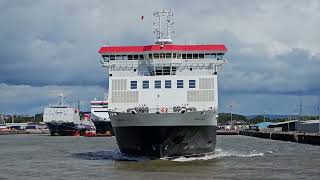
92 120 114 135
46 122 79 136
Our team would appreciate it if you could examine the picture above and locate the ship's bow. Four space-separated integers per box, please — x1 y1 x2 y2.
109 110 217 158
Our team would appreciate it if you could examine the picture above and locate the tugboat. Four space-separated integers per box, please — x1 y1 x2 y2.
98 10 227 158
43 93 81 136
80 114 97 137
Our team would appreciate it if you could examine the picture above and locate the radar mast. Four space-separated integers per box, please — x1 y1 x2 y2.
153 9 174 45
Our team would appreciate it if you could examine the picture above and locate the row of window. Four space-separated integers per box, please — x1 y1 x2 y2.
103 53 224 61
130 80 196 89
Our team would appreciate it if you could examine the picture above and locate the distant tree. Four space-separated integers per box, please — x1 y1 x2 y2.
248 115 270 124
218 113 247 124
4 114 43 123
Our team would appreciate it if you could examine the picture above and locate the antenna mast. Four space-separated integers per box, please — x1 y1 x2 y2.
153 9 174 45
58 92 65 106
298 99 303 120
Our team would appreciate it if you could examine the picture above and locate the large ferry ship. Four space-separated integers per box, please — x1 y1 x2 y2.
98 10 227 158
43 93 95 136
90 98 113 135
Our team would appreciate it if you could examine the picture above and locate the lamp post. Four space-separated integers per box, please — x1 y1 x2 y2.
229 105 233 130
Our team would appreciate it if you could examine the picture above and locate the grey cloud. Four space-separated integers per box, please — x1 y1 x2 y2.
220 92 320 115
1 0 320 114
0 83 106 114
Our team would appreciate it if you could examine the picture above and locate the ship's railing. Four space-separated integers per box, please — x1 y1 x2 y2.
90 104 108 107
99 58 226 71
109 105 216 114
48 104 70 108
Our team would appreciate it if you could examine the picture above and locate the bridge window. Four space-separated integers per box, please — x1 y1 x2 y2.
165 80 171 88
155 80 161 89
154 66 175 75
130 81 137 89
160 53 165 59
163 66 171 75
143 80 149 89
116 55 122 60
171 66 177 75
177 80 183 88
128 55 133 60
102 55 110 61
189 80 196 88
172 53 176 58
122 55 128 60
177 53 181 59
187 54 192 59
155 67 163 76
166 53 172 58
193 54 199 59
153 53 159 59
182 54 187 59
110 55 115 60
199 54 204 59
217 53 224 59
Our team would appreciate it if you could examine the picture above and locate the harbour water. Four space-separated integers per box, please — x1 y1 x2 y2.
0 135 319 180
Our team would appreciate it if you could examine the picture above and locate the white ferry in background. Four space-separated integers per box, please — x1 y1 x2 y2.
90 98 113 136
43 93 95 136
0 115 7 130
98 10 227 158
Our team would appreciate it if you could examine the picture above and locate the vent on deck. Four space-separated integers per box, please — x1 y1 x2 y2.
112 79 127 91
199 78 214 89
187 90 214 102
112 91 138 103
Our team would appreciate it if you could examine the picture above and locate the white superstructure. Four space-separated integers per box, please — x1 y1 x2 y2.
99 10 226 114
0 115 6 129
43 93 80 124
90 99 110 121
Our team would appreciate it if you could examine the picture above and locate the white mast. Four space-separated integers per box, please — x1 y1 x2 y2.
153 9 174 45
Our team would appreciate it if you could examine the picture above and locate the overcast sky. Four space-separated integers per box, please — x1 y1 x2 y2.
1 0 320 115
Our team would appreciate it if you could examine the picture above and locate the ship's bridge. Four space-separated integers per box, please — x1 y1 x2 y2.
98 44 227 112
98 44 227 76
99 44 226 61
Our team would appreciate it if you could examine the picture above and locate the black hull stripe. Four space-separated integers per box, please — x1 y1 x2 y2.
92 121 114 135
113 126 216 158
46 122 78 136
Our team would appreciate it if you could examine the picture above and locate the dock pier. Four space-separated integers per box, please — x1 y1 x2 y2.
239 130 320 146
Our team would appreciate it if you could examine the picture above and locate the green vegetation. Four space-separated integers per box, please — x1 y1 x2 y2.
217 113 247 124
5 114 43 123
247 115 271 124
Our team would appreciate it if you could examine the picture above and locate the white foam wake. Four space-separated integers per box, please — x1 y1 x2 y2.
162 149 271 162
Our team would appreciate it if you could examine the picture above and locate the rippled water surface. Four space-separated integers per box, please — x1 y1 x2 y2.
0 134 319 180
